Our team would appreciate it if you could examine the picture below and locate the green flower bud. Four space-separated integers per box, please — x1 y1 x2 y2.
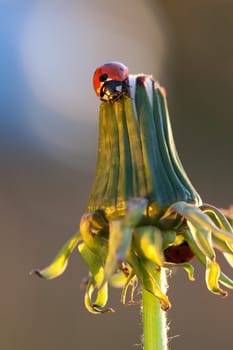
33 63 233 314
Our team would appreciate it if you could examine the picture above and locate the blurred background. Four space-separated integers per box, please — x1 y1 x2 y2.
1 0 233 349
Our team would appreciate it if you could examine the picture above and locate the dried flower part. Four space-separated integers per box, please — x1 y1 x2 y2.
33 71 233 314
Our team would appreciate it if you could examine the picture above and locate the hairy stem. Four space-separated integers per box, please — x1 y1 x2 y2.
142 269 168 350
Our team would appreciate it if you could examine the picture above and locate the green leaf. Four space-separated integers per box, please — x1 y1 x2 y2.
32 232 81 279
104 219 130 282
185 230 233 293
134 226 164 267
187 221 215 260
219 272 233 289
78 242 104 288
104 198 147 282
171 202 233 244
127 248 171 311
122 197 148 227
80 213 108 258
78 242 114 314
164 262 195 281
202 205 233 263
184 229 206 266
206 257 227 296
223 252 233 268
212 235 233 254
201 204 233 233
162 230 176 249
84 279 114 314
109 269 130 288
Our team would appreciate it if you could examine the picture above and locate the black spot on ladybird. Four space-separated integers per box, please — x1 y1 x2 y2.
99 73 108 82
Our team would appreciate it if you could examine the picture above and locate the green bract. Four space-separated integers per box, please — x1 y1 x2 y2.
33 74 233 313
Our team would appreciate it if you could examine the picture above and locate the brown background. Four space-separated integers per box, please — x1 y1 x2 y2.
1 1 233 349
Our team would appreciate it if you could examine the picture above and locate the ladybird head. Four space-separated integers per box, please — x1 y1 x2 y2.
93 61 128 101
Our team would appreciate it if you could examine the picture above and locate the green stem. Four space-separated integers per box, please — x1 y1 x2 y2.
142 269 168 350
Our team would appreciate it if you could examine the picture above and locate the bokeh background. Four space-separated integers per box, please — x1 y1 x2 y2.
1 1 233 349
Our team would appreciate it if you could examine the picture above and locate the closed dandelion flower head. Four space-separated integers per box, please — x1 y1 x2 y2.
33 62 233 313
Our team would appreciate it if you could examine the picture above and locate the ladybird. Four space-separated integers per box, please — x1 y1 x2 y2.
164 242 194 264
93 61 129 102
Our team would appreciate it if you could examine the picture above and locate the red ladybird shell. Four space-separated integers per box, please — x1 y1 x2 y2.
93 61 128 97
164 242 194 264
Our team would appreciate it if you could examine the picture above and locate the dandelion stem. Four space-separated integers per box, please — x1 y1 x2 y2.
142 269 168 350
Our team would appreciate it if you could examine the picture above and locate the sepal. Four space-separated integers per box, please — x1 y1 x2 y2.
31 232 81 279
